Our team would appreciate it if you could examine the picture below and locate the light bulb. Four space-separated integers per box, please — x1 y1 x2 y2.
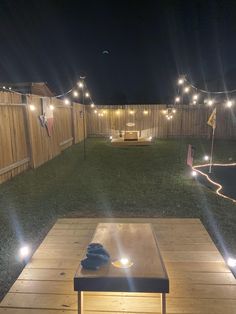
64 98 70 105
227 100 233 108
227 257 236 267
73 91 79 97
29 105 36 111
191 170 197 177
175 96 180 102
19 245 30 259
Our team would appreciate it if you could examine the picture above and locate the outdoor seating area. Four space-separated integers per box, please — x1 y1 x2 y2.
0 218 235 314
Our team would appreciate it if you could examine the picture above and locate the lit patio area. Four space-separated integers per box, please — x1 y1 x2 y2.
0 218 235 314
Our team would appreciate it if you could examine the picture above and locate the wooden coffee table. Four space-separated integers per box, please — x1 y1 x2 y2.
74 223 169 313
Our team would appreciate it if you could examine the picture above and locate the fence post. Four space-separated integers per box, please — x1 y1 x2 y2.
23 95 34 168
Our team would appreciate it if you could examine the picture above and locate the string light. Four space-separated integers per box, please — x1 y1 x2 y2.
129 110 135 115
78 82 84 88
73 90 79 97
193 94 198 100
178 78 184 85
90 103 95 108
94 110 97 114
116 110 120 115
184 86 190 93
207 99 214 106
49 105 55 110
64 98 70 105
143 110 148 115
175 96 180 103
85 92 90 98
192 163 236 203
226 100 233 108
29 104 36 111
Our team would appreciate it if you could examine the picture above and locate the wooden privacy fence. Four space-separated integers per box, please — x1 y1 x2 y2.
87 104 236 139
0 92 86 184
1 97 236 184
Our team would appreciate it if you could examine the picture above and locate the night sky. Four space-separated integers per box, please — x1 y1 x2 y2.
1 0 236 103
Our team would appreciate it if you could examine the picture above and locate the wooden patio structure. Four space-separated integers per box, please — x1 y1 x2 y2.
0 218 235 313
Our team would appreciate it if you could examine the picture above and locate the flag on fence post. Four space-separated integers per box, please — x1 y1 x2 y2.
207 108 217 173
207 108 216 129
39 98 54 137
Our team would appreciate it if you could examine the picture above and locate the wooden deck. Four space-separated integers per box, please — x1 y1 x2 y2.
0 218 235 314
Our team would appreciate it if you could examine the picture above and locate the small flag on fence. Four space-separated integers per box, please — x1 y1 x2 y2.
187 144 195 167
207 108 216 129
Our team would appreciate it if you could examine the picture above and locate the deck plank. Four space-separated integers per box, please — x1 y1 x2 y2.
1 218 235 314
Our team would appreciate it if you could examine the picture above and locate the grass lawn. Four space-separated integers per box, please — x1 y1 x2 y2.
0 137 236 300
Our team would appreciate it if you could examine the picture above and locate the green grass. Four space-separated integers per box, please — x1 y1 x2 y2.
0 138 236 299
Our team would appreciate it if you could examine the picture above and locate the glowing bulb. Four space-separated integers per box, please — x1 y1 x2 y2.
29 105 36 111
149 136 152 140
173 109 176 113
49 105 55 110
9 87 12 90
178 78 184 85
170 115 173 119
226 100 233 108
116 110 120 115
3 86 6 89
101 113 104 117
191 170 197 177
129 110 134 115
208 100 213 106
193 94 198 100
64 98 70 105
120 258 129 266
90 103 95 108
162 110 167 114
193 100 197 105
94 110 97 114
78 82 84 88
167 116 170 120
175 96 180 102
102 110 106 114
19 245 30 259
227 257 236 267
184 86 190 93
73 90 79 97
143 110 148 115
204 155 209 161
85 92 90 98
109 135 113 140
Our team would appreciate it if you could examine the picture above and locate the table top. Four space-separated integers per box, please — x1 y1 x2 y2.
74 223 169 293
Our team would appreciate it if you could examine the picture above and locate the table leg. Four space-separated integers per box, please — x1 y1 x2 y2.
78 291 83 314
161 293 166 314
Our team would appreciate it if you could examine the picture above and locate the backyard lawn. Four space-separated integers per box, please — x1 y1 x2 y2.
0 137 235 300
